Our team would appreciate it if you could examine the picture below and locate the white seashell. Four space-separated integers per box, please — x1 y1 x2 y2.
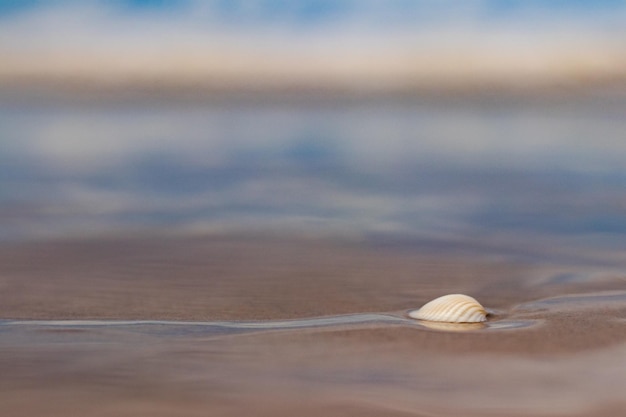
408 294 487 323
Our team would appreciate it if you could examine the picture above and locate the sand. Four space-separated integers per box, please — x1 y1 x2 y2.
1 236 626 416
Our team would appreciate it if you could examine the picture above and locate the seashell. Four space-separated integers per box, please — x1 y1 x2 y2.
408 294 487 323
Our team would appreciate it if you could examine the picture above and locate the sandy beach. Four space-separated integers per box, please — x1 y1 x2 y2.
1 236 626 416
2 3 626 415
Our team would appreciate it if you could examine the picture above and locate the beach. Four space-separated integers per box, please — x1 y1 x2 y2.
2 3 626 415
2 236 626 416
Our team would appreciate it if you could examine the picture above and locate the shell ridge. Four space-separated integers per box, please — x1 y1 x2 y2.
444 300 468 320
451 301 476 321
440 299 474 323
411 294 487 323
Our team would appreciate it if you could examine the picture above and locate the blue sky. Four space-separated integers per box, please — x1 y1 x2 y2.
2 0 626 26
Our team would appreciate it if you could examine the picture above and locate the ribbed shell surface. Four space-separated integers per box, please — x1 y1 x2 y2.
409 294 487 323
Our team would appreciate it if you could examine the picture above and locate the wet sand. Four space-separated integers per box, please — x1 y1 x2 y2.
1 236 626 416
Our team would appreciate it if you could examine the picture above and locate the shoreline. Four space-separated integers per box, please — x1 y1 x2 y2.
2 235 626 416
1 235 625 352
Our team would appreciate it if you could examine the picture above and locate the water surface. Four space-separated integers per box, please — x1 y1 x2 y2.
1 93 626 416
2 94 625 265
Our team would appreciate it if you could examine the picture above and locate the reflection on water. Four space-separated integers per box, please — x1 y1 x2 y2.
1 95 625 264
414 320 486 331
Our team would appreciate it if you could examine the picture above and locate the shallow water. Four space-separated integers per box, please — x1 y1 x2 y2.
0 312 535 338
1 93 626 416
1 290 625 417
1 94 626 264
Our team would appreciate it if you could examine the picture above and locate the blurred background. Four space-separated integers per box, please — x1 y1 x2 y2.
1 0 625 263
